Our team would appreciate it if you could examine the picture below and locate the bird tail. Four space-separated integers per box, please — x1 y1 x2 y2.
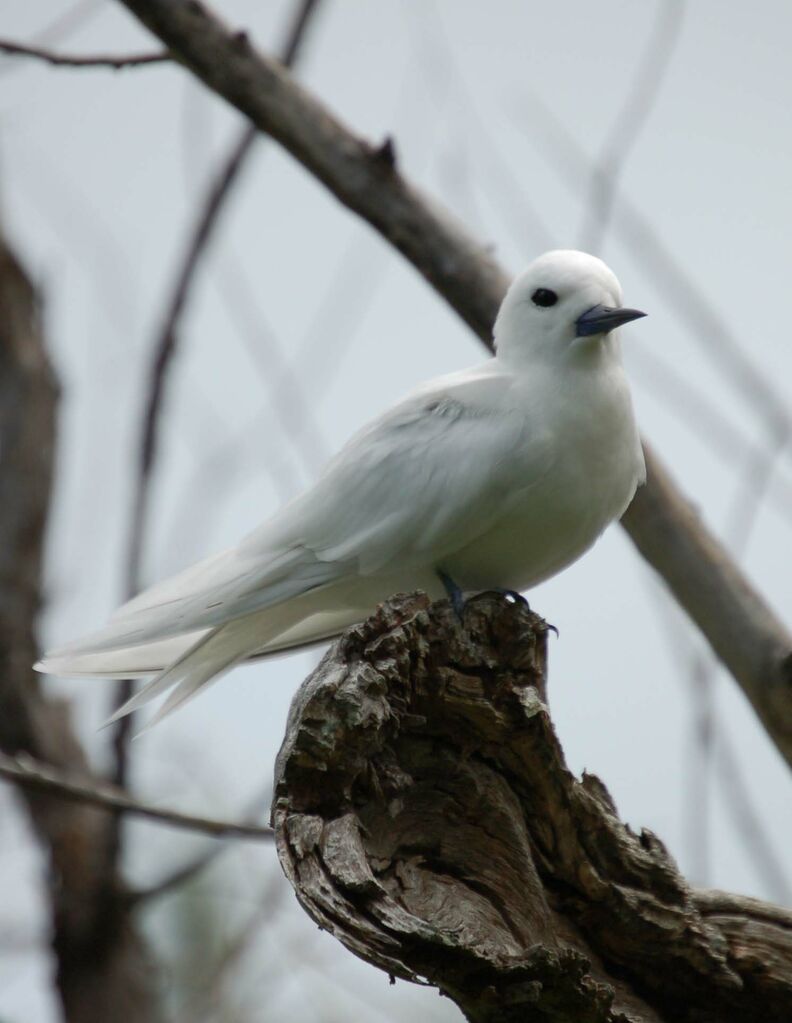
106 620 255 732
94 593 343 731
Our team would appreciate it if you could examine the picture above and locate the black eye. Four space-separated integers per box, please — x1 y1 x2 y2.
531 288 558 308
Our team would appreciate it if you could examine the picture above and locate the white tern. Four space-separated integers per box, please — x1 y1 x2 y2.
37 250 647 727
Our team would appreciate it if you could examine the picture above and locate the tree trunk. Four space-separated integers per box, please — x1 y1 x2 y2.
272 592 792 1022
0 229 164 1023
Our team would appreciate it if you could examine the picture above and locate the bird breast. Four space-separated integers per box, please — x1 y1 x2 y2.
445 363 644 592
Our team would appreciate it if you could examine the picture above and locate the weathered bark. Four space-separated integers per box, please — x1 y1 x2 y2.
273 593 792 1022
0 230 163 1023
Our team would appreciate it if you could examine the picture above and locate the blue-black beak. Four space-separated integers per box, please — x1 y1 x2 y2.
575 304 647 338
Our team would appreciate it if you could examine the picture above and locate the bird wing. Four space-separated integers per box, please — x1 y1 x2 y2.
291 376 547 576
42 367 549 664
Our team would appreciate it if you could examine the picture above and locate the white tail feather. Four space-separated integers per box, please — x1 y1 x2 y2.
102 592 334 731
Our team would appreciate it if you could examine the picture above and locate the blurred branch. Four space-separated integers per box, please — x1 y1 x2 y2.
113 0 792 773
580 0 685 252
131 784 273 903
175 871 284 1023
622 449 792 767
0 38 168 69
216 256 329 477
579 3 790 900
117 0 507 339
402 3 554 252
515 91 792 454
111 0 324 842
629 344 792 520
716 729 792 904
683 433 789 896
0 1 105 80
0 751 273 840
29 0 103 47
0 227 164 1022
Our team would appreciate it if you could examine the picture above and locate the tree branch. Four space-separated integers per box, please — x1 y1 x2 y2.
0 38 168 69
0 751 273 840
621 450 792 769
114 0 792 772
273 593 792 1022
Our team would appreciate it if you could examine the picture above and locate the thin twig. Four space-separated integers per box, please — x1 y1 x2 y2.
571 0 788 897
110 0 324 824
514 90 792 453
0 38 168 69
29 0 103 47
683 434 789 895
628 344 792 518
130 847 221 904
0 0 106 82
0 751 272 840
716 726 792 905
121 122 256 601
175 873 284 1023
216 256 329 477
580 0 685 252
401 3 553 252
130 784 272 903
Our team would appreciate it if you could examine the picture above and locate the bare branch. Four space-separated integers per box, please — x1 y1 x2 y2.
113 0 792 773
622 447 792 766
117 0 508 340
0 751 273 840
0 37 168 69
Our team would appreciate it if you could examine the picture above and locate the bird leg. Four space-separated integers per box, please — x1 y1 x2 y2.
484 588 558 636
437 569 466 620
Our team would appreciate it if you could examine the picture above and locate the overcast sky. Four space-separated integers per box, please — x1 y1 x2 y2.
2 2 792 1020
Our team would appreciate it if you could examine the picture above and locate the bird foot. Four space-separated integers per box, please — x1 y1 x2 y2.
485 588 559 637
493 588 530 608
436 575 558 636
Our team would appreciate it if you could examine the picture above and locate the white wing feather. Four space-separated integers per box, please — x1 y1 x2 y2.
39 366 548 720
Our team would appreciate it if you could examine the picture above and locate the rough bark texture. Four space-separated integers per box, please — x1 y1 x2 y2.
0 230 163 1023
273 593 792 1023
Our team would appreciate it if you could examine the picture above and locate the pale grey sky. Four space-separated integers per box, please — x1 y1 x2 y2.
2 1 792 1020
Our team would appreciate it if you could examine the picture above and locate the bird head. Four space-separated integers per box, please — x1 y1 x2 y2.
493 250 646 367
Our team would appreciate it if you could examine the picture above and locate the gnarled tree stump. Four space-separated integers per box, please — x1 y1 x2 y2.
272 592 792 1022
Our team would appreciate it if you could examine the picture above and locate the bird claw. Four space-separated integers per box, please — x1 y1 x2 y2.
436 576 558 637
495 588 529 608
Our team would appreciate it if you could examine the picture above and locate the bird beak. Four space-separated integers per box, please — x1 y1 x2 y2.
575 304 647 337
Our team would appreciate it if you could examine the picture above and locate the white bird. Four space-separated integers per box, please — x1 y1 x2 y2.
37 250 646 728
